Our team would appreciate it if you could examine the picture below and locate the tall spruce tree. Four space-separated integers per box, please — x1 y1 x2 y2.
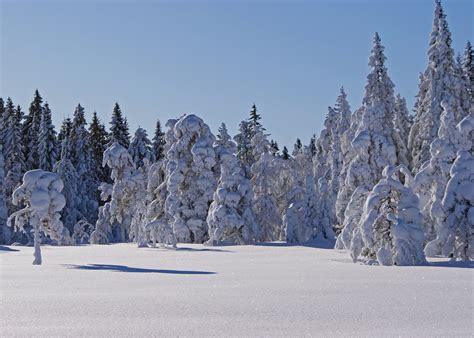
23 90 43 170
58 117 72 149
89 112 109 183
129 127 155 169
463 41 473 99
282 146 290 160
109 103 130 148
38 103 58 171
248 103 263 134
0 147 9 244
152 119 165 160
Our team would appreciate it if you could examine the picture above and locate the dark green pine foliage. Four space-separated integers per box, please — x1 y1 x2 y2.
270 139 279 156
23 90 43 170
58 117 72 161
109 103 130 148
248 103 264 135
38 103 58 172
152 119 166 160
89 111 109 182
292 138 302 156
464 41 474 100
282 146 290 160
309 134 317 157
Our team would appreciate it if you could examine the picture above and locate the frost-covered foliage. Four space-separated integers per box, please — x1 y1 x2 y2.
392 95 412 167
129 127 155 169
234 120 254 177
250 126 281 242
425 114 474 260
143 119 177 248
207 123 257 245
336 33 398 249
350 165 426 266
0 147 10 244
38 103 58 172
72 220 94 245
165 114 217 243
152 119 166 161
109 103 130 148
8 170 66 265
409 0 469 172
91 143 144 243
414 102 462 240
53 139 83 234
68 104 98 224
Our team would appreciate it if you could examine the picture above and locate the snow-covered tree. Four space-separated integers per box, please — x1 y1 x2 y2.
392 94 412 167
23 90 43 170
414 101 462 240
3 102 25 215
425 113 474 260
251 126 281 242
336 33 398 249
292 138 302 157
281 146 290 160
408 0 467 172
91 143 144 243
350 165 426 266
463 41 473 100
66 104 98 224
248 103 263 133
234 120 254 176
89 112 109 183
109 103 130 148
38 103 58 172
165 114 217 243
8 170 66 265
57 117 72 151
152 119 166 161
53 138 82 235
207 123 257 245
129 127 155 169
0 147 10 244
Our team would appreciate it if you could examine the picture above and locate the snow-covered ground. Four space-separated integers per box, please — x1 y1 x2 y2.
1 242 472 337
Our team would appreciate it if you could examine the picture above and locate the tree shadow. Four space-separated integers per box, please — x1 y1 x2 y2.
256 239 336 250
64 264 216 274
427 260 473 269
175 247 233 253
0 245 20 252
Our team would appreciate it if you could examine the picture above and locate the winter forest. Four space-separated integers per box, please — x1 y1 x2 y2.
0 0 473 268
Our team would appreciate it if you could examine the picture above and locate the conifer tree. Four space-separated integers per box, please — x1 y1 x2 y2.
392 94 412 167
109 103 130 148
282 146 290 160
234 120 254 176
23 90 43 170
89 112 109 183
336 33 398 250
0 147 10 244
248 103 263 134
292 138 302 156
57 117 72 149
152 119 166 160
463 41 473 99
129 127 154 169
408 1 466 172
38 103 58 172
0 98 4 153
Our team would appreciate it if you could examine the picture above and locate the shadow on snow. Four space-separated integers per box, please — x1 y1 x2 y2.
0 245 20 252
426 260 473 269
64 264 216 274
255 239 336 250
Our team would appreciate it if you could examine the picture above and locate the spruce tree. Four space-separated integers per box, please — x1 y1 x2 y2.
152 119 166 160
0 146 9 244
292 138 302 156
129 127 155 169
89 112 109 183
392 94 412 167
248 103 263 134
0 98 4 154
282 146 290 160
234 120 254 176
23 90 43 170
38 103 58 172
109 103 130 148
463 41 473 100
57 117 72 149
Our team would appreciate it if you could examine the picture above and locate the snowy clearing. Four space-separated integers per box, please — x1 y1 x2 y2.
1 243 472 337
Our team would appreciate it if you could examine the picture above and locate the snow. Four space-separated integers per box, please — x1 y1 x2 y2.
1 242 472 337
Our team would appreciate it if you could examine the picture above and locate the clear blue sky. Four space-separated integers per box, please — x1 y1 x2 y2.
1 0 472 148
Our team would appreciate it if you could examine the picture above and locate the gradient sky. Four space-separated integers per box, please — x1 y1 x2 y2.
1 0 472 149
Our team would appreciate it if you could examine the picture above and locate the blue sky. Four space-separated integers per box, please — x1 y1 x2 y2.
1 0 472 148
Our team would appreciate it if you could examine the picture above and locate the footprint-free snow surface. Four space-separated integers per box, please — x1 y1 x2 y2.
1 242 472 337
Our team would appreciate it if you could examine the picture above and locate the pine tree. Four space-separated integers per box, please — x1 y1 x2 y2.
109 103 130 148
392 94 412 167
336 33 398 250
129 127 154 169
38 103 58 172
152 119 165 160
408 1 466 172
463 41 473 100
248 103 263 134
57 117 72 149
0 147 10 244
89 112 109 183
309 134 317 157
4 104 24 211
292 138 302 157
207 123 257 245
234 120 254 176
281 146 290 160
23 90 43 170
